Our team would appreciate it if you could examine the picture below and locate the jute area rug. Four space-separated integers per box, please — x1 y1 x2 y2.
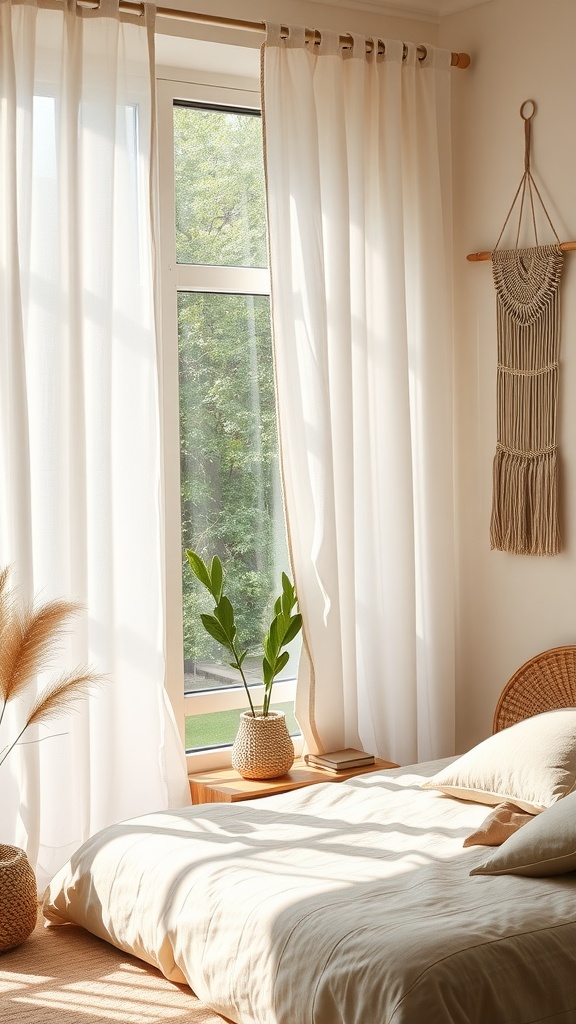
0 910 232 1024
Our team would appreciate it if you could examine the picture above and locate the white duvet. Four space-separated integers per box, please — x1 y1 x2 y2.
44 760 576 1024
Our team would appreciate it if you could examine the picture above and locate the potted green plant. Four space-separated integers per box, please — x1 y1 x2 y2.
185 550 302 779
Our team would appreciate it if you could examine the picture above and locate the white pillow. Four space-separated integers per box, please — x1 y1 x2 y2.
470 789 576 877
421 709 576 813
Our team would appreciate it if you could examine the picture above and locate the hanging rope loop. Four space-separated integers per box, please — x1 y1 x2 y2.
520 99 535 171
493 100 560 253
520 99 536 118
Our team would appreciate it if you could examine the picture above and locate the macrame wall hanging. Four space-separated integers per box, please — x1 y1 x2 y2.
467 101 576 556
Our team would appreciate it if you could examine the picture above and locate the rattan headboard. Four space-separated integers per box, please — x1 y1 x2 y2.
492 645 576 733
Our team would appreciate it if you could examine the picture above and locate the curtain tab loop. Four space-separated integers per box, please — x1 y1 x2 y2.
381 38 404 64
285 24 307 49
265 24 306 48
317 30 339 57
94 0 117 15
419 45 453 71
403 41 417 66
347 33 367 59
265 23 283 47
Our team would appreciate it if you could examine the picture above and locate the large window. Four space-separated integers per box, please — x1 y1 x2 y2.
158 81 300 770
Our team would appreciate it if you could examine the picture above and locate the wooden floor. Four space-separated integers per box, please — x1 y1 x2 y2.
0 910 231 1024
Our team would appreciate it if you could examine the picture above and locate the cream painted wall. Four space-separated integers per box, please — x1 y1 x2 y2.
440 0 576 752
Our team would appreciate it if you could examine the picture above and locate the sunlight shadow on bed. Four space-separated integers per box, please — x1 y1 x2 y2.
43 757 576 1024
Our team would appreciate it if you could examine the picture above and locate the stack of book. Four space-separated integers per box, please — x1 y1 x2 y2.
305 748 375 774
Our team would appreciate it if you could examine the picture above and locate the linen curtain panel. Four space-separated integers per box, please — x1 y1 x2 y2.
0 0 189 889
263 26 456 766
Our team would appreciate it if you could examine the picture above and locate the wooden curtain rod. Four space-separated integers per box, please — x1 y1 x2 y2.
117 2 471 67
467 241 576 261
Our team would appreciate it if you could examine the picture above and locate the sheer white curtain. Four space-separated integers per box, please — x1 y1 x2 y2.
263 26 456 767
0 0 189 890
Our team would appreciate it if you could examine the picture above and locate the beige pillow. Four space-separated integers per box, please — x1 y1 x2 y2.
421 709 576 813
463 802 533 848
470 790 576 877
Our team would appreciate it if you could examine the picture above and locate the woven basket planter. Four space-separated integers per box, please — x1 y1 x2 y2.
232 710 295 780
0 845 37 953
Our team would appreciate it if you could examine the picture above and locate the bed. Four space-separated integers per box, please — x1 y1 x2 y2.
43 647 576 1024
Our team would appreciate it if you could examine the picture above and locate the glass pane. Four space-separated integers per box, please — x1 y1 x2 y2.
173 104 268 269
179 292 299 713
185 702 300 752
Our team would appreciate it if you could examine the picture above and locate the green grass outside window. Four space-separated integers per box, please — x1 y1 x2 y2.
186 701 300 752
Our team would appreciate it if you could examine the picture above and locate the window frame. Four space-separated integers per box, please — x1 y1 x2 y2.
157 76 301 774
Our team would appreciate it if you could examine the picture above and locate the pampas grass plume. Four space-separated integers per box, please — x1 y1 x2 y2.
0 566 103 766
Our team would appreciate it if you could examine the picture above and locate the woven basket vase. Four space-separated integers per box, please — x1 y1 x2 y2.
0 845 37 953
231 710 295 780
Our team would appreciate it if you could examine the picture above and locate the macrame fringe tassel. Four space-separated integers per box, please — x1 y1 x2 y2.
490 447 560 556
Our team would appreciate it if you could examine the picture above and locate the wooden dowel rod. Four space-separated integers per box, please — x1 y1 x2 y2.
42 1 472 67
467 241 576 262
124 3 469 67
